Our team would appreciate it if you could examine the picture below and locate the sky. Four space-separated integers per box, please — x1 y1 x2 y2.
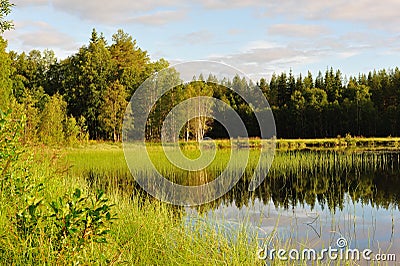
3 0 400 81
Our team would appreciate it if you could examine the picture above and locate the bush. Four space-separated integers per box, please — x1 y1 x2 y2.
0 109 116 264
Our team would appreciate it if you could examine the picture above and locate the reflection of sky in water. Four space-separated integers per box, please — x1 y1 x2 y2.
186 193 400 255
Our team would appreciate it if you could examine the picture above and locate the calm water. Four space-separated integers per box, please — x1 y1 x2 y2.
185 150 400 256
81 148 400 257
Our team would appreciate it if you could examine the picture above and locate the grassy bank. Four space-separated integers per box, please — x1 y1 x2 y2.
0 115 264 265
2 147 358 265
0 148 264 265
2 111 394 265
233 136 400 150
63 144 393 265
72 136 400 150
276 136 400 150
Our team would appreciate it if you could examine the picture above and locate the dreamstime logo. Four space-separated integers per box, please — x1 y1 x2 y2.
258 237 397 263
336 237 348 248
122 61 276 206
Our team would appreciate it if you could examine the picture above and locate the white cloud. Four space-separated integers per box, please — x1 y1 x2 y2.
199 0 261 9
227 28 244 36
205 30 394 80
15 0 48 7
198 0 400 31
130 10 186 26
19 30 75 49
327 0 400 29
15 0 189 24
10 0 400 77
336 51 358 59
218 48 317 67
4 20 79 57
33 0 188 24
15 1 400 31
268 24 329 38
244 40 280 50
177 30 214 45
207 42 321 81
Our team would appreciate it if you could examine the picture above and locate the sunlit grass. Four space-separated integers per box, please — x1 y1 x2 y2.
54 143 400 265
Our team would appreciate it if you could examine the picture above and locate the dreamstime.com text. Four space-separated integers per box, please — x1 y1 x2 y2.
257 237 396 263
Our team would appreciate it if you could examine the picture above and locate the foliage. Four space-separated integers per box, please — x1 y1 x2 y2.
0 109 24 196
266 67 400 138
49 189 116 251
0 36 12 110
99 80 127 141
63 115 80 145
38 93 66 145
3 25 400 142
0 110 116 264
0 0 13 33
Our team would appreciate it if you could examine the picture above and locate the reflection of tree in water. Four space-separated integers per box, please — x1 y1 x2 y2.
82 150 400 214
195 151 400 214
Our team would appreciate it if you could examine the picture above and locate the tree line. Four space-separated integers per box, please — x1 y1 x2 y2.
1 29 170 144
260 68 400 138
1 28 400 143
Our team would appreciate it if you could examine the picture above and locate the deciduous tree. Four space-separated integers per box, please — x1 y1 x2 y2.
99 80 127 142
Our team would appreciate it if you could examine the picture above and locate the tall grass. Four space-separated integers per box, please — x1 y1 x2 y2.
59 144 400 264
0 144 264 265
65 145 400 190
2 137 396 264
64 146 271 265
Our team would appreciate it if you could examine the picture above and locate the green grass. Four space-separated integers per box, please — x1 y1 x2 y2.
64 135 400 151
275 136 400 150
0 145 266 265
3 137 397 265
65 142 397 186
64 144 399 212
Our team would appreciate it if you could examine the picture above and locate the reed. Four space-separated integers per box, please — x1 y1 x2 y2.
3 141 396 264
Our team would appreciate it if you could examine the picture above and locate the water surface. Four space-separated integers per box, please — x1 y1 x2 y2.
186 150 400 256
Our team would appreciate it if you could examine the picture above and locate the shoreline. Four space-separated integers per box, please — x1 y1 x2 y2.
62 137 400 151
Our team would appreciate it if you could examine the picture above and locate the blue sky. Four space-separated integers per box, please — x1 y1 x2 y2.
4 0 400 81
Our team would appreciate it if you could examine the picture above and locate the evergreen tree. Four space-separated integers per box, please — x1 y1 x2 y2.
64 29 113 139
268 73 278 107
110 29 150 96
303 71 313 89
315 71 323 89
277 72 287 107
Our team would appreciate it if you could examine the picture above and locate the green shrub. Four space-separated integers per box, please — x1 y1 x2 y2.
0 109 116 264
49 189 116 251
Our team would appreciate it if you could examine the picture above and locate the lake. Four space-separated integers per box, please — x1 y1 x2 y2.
182 150 400 258
68 147 400 261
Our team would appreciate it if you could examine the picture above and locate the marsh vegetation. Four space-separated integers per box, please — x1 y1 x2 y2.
65 143 400 264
